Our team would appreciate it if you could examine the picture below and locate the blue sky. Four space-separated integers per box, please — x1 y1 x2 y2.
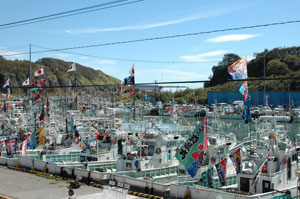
1 0 300 89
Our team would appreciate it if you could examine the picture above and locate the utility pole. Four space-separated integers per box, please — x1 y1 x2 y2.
263 54 266 106
29 44 32 84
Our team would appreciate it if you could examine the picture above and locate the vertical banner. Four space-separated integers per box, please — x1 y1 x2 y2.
175 118 207 178
215 158 227 186
230 148 242 174
36 127 45 148
5 138 17 156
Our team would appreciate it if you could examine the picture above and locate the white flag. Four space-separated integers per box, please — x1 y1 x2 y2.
3 78 9 88
34 68 44 77
67 63 76 72
22 78 30 86
129 64 135 76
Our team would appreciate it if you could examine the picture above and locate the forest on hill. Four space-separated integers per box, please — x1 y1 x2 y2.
145 46 300 105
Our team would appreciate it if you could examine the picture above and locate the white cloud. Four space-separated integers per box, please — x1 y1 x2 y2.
65 8 232 34
180 50 227 62
98 60 115 65
206 34 261 43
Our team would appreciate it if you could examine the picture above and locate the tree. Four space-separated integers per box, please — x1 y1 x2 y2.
283 54 300 71
266 59 289 76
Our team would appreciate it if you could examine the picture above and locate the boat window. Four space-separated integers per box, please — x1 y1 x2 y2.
262 180 271 193
240 178 249 192
179 169 186 174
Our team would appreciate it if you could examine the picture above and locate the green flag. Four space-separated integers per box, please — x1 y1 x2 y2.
175 118 207 176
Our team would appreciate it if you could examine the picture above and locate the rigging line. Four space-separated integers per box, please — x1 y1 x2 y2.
0 0 144 30
7 77 300 89
32 44 220 64
0 0 140 28
2 19 300 56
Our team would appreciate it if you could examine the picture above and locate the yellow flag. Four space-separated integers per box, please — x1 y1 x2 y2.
36 127 45 147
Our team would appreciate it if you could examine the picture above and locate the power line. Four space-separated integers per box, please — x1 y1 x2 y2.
32 44 221 64
6 77 300 89
0 0 144 30
2 19 300 57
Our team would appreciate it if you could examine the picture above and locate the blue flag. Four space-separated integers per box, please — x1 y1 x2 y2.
70 119 76 133
30 131 36 149
73 74 78 93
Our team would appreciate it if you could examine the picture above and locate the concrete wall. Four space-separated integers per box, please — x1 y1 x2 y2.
0 156 168 196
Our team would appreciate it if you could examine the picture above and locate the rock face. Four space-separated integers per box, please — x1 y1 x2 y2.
0 56 120 93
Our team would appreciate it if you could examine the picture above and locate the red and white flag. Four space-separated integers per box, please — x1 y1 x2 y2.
21 138 28 155
129 64 135 76
34 68 44 77
3 78 9 88
22 78 30 86
67 63 76 72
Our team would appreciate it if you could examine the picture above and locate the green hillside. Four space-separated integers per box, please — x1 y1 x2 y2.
0 56 120 94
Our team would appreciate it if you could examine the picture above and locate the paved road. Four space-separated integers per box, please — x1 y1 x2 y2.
0 166 140 199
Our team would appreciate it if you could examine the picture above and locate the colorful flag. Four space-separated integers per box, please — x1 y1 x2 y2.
238 81 248 100
250 151 270 192
124 75 135 85
175 117 207 178
36 127 45 148
122 85 135 98
67 62 76 72
215 158 227 186
238 81 252 123
230 148 242 174
21 138 28 155
32 90 43 105
30 131 36 149
228 57 248 80
34 68 44 77
5 138 17 156
27 87 42 93
22 78 30 86
129 64 135 76
3 78 9 88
